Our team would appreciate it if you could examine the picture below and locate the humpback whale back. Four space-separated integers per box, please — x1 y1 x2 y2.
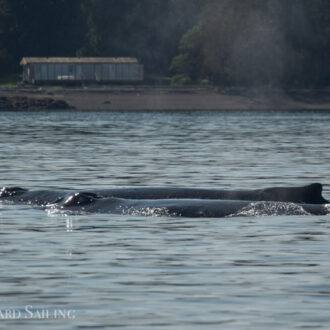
93 183 329 204
48 194 329 217
0 183 329 218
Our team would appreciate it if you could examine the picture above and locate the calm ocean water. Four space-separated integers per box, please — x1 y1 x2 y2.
0 110 330 329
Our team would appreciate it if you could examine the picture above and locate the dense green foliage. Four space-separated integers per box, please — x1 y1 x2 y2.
0 0 201 76
172 0 330 86
0 0 86 73
0 0 329 86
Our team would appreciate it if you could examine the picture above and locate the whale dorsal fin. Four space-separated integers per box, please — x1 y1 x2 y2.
260 183 328 204
305 183 328 204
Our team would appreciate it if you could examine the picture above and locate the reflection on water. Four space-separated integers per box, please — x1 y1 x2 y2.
0 110 330 329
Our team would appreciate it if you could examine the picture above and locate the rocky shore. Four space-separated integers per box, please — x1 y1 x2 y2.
0 95 74 110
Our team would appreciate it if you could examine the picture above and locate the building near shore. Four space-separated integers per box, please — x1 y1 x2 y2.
20 57 144 84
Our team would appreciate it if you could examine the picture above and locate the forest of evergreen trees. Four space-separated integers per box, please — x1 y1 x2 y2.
0 0 329 87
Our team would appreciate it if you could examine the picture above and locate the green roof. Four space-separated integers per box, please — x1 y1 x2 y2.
20 57 139 65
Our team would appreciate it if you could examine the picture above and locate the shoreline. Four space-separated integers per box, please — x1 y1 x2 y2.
1 86 330 111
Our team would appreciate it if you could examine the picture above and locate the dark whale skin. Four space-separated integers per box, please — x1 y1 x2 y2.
95 183 328 204
51 192 329 218
0 183 328 205
1 183 328 218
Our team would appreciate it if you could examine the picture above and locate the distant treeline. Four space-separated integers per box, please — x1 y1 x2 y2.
0 0 329 87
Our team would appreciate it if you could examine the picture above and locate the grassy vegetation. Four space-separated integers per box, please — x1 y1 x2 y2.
144 74 172 86
0 74 22 87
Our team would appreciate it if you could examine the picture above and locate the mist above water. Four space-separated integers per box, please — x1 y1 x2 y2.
172 0 328 87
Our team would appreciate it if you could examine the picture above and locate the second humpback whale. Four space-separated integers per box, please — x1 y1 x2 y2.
0 183 329 218
45 191 329 217
0 183 328 205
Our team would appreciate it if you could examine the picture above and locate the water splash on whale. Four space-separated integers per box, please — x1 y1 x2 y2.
233 201 312 217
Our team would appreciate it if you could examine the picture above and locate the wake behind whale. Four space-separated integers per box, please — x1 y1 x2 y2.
0 183 329 218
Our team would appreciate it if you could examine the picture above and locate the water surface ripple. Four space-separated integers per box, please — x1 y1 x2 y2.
0 110 330 329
